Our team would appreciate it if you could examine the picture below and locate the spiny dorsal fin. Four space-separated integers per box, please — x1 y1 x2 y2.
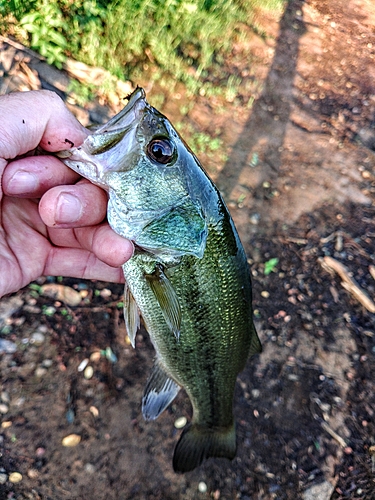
173 422 236 473
142 361 180 421
123 282 140 348
145 264 181 340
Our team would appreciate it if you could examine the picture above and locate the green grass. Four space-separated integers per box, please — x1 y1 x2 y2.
2 0 285 90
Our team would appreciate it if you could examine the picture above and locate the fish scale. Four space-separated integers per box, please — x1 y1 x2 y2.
57 87 261 473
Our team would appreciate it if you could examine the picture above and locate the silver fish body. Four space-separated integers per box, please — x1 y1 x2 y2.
58 88 261 472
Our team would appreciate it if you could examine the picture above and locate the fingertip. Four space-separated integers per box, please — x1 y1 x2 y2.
92 226 134 268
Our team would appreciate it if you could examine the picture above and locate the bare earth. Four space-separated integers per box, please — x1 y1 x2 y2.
1 0 375 499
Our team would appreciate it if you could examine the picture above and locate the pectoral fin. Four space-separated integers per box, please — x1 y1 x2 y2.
142 361 180 420
123 282 140 348
145 264 181 340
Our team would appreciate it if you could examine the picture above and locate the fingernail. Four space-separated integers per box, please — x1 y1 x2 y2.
8 170 38 194
56 193 83 223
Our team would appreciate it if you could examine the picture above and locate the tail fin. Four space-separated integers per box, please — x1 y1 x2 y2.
173 423 236 473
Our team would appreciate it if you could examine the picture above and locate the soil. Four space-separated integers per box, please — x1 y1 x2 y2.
1 0 375 499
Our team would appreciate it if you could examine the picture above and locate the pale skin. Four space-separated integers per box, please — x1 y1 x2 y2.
0 90 134 298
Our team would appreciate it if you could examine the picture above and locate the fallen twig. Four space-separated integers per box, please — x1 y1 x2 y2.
321 421 348 448
319 256 375 313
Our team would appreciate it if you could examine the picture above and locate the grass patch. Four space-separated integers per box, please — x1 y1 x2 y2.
2 0 285 92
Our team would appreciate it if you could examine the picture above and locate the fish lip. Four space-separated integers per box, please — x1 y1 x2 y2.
123 87 146 113
94 87 147 135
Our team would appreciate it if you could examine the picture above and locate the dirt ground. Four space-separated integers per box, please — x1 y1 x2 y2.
1 0 375 498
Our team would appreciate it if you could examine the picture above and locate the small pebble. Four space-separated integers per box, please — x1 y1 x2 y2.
261 290 270 298
0 473 7 484
1 421 12 429
8 472 23 483
104 346 117 363
0 339 17 354
174 416 187 429
0 404 9 414
251 389 260 398
100 288 112 298
31 332 45 345
66 409 75 424
35 447 46 457
62 434 81 447
1 392 10 403
78 359 89 372
84 463 95 474
89 406 99 418
84 366 94 380
42 359 53 368
27 469 39 479
198 481 207 493
35 367 47 378
90 351 101 362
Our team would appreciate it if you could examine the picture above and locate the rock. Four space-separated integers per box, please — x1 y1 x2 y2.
174 417 187 429
84 463 95 474
1 392 10 403
0 472 7 484
83 366 94 380
90 352 101 363
0 339 17 354
78 359 89 372
31 331 45 345
62 434 81 447
42 359 53 368
35 367 47 378
302 481 335 500
8 472 23 483
89 406 99 418
0 296 23 328
40 284 82 307
0 404 9 414
198 482 208 493
27 469 39 479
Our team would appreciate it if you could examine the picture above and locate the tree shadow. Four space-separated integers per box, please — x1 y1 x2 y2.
216 0 306 198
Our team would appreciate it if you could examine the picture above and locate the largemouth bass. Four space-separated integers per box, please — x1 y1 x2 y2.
58 88 261 473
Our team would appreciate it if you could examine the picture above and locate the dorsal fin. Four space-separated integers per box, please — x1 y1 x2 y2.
123 281 140 348
142 361 180 421
145 264 181 340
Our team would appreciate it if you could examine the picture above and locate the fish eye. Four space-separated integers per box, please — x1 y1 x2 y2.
146 138 175 165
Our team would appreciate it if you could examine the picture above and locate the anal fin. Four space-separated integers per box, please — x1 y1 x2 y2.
142 362 180 421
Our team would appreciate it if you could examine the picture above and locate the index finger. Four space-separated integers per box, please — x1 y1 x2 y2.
0 90 87 160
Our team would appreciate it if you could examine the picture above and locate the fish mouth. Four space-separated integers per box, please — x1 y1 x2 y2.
123 87 146 113
95 86 147 135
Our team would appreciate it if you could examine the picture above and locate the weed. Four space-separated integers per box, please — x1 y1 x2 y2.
264 258 279 275
4 0 285 93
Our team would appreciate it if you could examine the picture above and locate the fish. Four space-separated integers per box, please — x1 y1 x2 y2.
57 87 261 473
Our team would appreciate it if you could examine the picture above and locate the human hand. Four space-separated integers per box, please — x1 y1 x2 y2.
0 90 134 298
